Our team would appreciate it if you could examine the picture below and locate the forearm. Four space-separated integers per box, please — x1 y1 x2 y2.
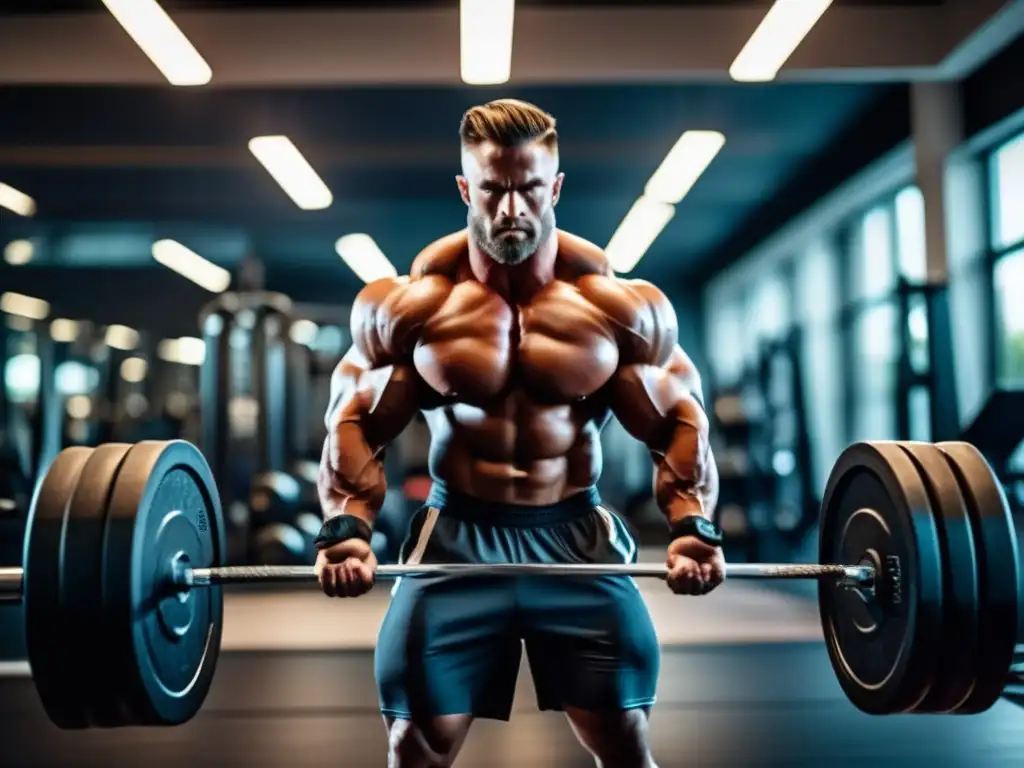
653 400 716 524
318 414 387 526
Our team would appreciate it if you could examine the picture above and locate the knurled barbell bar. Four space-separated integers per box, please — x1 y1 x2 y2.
0 438 1018 729
0 561 874 595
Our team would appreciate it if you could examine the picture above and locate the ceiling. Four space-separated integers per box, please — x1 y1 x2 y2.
0 1 945 11
0 0 1020 330
0 81 898 291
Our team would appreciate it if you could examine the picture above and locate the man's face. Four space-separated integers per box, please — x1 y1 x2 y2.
457 140 564 265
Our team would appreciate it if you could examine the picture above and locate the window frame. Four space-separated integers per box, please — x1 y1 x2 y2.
984 130 1024 387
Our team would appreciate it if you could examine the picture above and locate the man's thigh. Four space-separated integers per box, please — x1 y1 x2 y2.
521 574 660 713
375 575 523 721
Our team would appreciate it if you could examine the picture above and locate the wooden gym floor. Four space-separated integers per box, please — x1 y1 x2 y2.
1 569 1023 766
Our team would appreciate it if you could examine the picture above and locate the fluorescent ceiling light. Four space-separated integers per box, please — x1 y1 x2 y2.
3 239 34 265
152 239 231 293
336 234 398 284
645 131 726 205
0 291 50 320
461 0 515 85
0 183 36 217
105 324 140 351
729 0 834 82
605 197 676 274
101 0 212 86
158 337 206 366
248 136 333 211
50 318 81 343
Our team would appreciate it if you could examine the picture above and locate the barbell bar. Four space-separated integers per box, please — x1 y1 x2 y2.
7 437 1022 731
0 561 875 601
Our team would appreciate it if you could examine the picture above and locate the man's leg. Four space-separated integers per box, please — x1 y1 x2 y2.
376 507 524 765
564 707 656 768
384 714 473 768
521 508 661 768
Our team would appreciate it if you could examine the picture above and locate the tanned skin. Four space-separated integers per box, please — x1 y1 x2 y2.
316 134 723 768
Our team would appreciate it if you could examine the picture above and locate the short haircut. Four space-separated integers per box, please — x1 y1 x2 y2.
459 99 558 154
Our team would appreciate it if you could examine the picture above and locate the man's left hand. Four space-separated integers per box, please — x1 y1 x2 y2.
666 535 726 596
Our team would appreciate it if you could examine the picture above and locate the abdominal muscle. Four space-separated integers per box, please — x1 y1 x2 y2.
422 389 607 505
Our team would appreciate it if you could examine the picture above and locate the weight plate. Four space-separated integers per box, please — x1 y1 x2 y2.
62 443 133 728
23 446 95 729
897 442 979 713
936 441 1019 714
818 441 944 715
101 440 225 726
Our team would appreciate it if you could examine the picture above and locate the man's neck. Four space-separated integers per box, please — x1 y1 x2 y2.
467 231 558 303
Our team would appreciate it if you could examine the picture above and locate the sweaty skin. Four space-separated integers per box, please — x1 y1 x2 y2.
317 229 718 550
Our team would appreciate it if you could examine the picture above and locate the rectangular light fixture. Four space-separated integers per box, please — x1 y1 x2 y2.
0 291 50 320
105 324 140 351
50 318 82 343
729 0 834 82
101 0 212 86
158 337 206 366
0 183 36 217
248 136 333 212
605 197 676 274
152 239 231 293
336 234 398 284
461 0 515 85
645 131 726 205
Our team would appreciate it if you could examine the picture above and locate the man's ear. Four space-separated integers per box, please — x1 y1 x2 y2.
456 175 471 206
552 172 565 207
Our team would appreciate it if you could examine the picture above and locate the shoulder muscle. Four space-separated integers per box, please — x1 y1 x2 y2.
556 230 613 279
577 276 678 365
410 230 468 280
351 274 451 365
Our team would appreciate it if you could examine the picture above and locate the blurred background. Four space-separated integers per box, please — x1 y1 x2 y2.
2 1 1024 765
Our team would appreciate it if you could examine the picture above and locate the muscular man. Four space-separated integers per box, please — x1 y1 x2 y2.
316 99 723 768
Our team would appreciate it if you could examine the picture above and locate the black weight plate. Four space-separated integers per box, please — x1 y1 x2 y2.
897 442 979 713
101 440 225 726
936 441 1020 714
818 441 944 715
23 446 95 729
61 444 135 728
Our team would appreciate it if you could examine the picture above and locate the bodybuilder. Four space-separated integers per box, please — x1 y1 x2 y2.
315 99 724 768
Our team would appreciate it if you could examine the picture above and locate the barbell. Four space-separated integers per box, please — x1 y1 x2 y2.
0 437 1018 729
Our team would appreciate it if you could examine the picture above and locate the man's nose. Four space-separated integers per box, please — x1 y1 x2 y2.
498 191 525 218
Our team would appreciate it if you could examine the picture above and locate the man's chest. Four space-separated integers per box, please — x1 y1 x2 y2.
412 280 621 403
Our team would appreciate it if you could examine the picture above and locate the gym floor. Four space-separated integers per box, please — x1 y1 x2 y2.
0 570 1022 767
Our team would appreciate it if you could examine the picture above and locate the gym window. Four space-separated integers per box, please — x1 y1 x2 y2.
989 130 1024 386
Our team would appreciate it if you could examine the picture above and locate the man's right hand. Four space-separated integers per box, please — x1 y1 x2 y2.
315 538 378 597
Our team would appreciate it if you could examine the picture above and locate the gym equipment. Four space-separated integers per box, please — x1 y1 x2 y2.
0 437 1018 729
251 522 309 566
294 512 322 562
249 470 304 527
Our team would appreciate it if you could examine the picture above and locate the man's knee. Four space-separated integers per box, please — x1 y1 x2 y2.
386 715 471 768
566 707 655 768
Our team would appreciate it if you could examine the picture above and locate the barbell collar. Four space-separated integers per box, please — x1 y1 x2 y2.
0 567 22 603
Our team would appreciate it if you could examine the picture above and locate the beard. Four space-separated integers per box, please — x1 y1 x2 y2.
468 208 555 266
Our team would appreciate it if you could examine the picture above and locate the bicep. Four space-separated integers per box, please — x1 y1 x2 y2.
609 347 706 450
325 348 420 449
663 346 704 408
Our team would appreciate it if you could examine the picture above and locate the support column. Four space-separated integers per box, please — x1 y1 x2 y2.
910 82 975 441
